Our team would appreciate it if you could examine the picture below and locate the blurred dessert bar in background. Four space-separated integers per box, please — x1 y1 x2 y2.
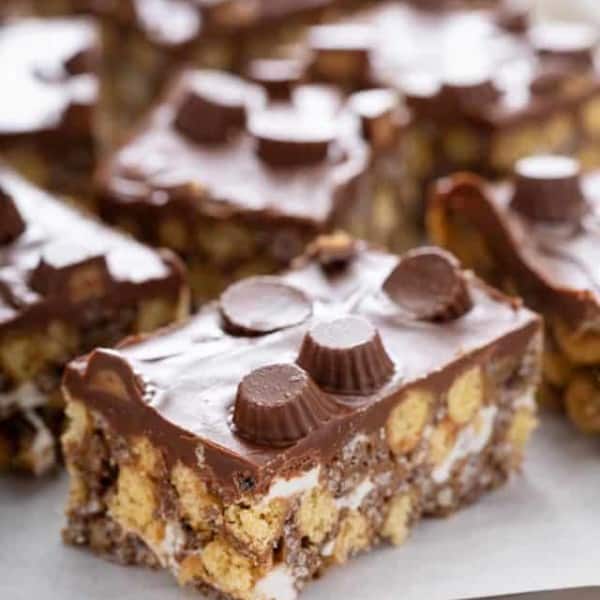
0 165 188 474
0 17 101 194
62 238 541 600
45 0 372 134
429 154 600 433
94 69 416 302
305 1 600 188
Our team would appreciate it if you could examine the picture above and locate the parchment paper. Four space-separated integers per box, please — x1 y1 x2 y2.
0 413 599 600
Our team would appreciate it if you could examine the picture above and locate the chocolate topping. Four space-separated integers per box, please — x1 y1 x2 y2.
349 88 402 151
510 155 586 223
0 186 26 244
531 22 598 69
297 316 394 395
99 69 369 232
249 107 336 167
383 247 473 322
247 58 304 102
84 349 143 402
64 243 540 501
0 19 100 140
0 165 183 335
220 276 312 335
233 363 339 447
174 70 250 144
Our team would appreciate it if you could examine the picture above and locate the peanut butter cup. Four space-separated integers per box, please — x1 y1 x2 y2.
233 363 339 447
510 155 586 223
174 70 250 144
220 276 312 335
383 247 472 321
297 316 394 395
249 107 336 167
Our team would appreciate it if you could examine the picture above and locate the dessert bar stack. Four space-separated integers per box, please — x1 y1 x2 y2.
4 1 600 599
62 239 541 599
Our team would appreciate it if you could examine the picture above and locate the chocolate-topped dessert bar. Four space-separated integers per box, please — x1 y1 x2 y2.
429 154 600 433
306 1 600 186
0 165 188 475
96 68 414 302
0 17 101 193
53 0 367 133
62 237 541 599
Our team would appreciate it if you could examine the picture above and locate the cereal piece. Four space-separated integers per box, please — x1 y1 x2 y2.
332 510 370 564
386 389 432 455
381 493 413 546
297 487 338 544
447 366 483 425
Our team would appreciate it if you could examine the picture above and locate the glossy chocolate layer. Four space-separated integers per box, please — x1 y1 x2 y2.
72 0 337 49
0 165 185 335
0 18 99 144
97 69 369 229
306 2 600 129
64 242 540 501
432 160 600 329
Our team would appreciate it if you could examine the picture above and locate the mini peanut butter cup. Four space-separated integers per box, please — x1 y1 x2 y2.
247 58 304 102
233 363 339 447
349 88 404 152
309 24 373 85
220 276 312 335
0 187 25 244
383 247 472 322
531 23 597 68
249 107 336 167
440 71 500 113
174 70 249 144
298 316 394 395
510 155 586 223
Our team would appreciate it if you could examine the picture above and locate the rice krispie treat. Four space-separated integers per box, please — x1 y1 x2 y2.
95 69 414 302
0 17 101 193
0 165 188 474
429 154 600 433
62 237 541 599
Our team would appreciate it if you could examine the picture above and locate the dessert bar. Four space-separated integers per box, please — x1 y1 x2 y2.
429 154 600 433
306 1 600 187
95 68 413 302
51 0 369 133
0 17 101 194
62 237 541 600
0 165 188 474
